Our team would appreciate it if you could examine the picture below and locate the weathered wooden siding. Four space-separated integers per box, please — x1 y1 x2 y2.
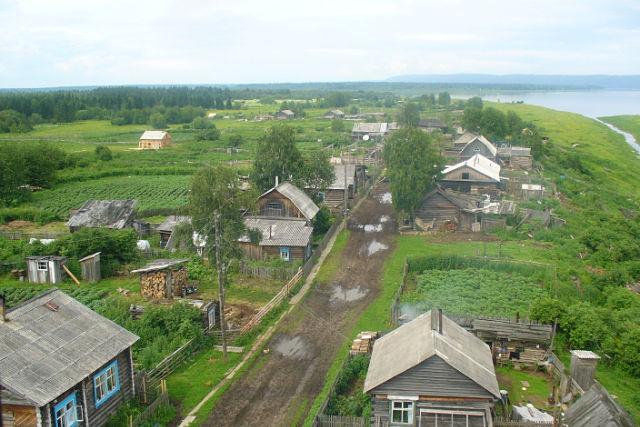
27 259 64 284
372 397 493 427
2 404 37 427
417 193 467 229
258 191 305 219
460 140 496 161
80 255 101 283
371 355 495 399
240 243 308 262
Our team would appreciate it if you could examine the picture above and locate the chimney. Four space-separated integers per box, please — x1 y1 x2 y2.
275 176 279 187
0 295 6 323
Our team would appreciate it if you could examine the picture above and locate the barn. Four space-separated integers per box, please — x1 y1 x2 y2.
324 109 345 119
257 182 319 221
276 110 295 120
240 217 313 262
351 122 388 141
416 187 482 231
138 130 172 149
439 154 502 197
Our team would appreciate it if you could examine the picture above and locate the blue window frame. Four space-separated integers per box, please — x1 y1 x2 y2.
93 360 120 408
53 393 78 427
279 247 290 262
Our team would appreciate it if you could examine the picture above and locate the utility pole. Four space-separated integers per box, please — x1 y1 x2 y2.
343 161 348 215
214 212 228 360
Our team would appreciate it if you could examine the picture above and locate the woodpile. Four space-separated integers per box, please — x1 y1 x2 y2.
172 267 188 288
140 270 170 299
350 331 379 355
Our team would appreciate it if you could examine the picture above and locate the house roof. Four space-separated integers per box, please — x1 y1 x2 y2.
498 146 531 157
462 135 497 156
67 199 136 229
279 109 295 115
325 109 344 116
352 122 388 134
442 154 501 182
522 184 544 191
563 382 635 427
130 259 189 274
157 215 191 233
260 182 319 221
364 310 500 398
240 217 313 247
423 187 483 212
0 289 139 407
453 131 478 147
26 256 67 262
140 130 169 140
471 318 553 344
419 118 446 128
329 164 356 190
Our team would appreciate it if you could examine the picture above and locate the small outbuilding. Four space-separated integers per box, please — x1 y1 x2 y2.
68 199 137 232
563 382 635 427
324 109 345 119
351 122 388 141
157 215 191 249
26 256 67 284
257 181 319 221
131 259 190 300
418 118 447 133
498 145 533 169
521 184 545 201
240 217 313 262
276 109 295 120
79 252 101 283
138 130 172 149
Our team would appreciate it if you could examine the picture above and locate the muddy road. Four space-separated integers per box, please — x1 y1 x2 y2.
204 184 396 426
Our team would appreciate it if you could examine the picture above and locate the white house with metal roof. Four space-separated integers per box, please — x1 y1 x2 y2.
439 154 503 196
138 130 172 149
0 289 139 427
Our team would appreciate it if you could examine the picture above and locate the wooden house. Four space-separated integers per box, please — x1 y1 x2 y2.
364 310 500 426
351 122 388 141
498 145 532 169
26 256 67 284
521 184 545 201
67 199 136 232
0 289 139 427
439 154 502 197
138 130 171 149
79 252 101 283
418 118 447 133
563 382 635 427
239 217 313 262
471 318 553 365
457 134 498 162
157 215 191 249
324 109 345 119
307 164 358 211
416 187 482 231
276 109 295 120
131 259 189 300
257 182 319 221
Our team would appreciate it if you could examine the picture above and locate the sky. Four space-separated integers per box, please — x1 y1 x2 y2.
1 0 639 88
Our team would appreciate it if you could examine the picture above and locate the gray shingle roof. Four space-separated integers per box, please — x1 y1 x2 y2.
364 310 500 398
0 289 139 407
329 164 356 190
261 182 319 221
157 215 191 233
67 199 136 229
241 217 312 247
564 382 635 427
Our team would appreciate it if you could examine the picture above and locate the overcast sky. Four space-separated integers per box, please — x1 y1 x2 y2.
1 0 639 88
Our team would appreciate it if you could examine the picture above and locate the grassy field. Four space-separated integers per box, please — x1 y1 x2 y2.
599 115 640 142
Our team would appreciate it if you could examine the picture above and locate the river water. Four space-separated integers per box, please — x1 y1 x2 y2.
459 90 640 153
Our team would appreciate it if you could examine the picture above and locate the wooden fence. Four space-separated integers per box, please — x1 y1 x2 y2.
238 261 298 281
142 337 201 395
130 384 170 426
314 414 365 427
494 417 553 426
0 230 65 240
390 261 409 326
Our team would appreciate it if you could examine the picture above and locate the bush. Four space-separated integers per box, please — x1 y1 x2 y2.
313 206 332 235
196 127 221 141
95 145 112 161
326 355 371 417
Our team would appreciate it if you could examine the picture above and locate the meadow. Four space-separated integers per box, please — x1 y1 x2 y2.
600 114 640 142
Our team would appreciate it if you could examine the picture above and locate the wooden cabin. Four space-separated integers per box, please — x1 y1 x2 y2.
257 182 319 221
416 187 482 231
131 259 189 300
498 145 532 169
439 154 502 197
521 184 545 201
0 289 139 427
79 252 101 283
157 215 191 249
26 256 67 284
138 130 172 149
324 109 345 119
351 122 388 141
276 110 295 120
67 199 136 232
563 382 635 427
365 310 500 426
307 164 358 211
240 217 313 262
459 135 498 162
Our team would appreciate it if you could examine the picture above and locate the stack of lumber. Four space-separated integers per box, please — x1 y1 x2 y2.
350 331 379 355
517 349 547 364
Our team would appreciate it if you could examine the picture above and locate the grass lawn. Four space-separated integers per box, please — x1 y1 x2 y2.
496 366 553 414
599 115 640 142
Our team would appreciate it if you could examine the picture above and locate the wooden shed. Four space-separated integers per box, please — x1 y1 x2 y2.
276 110 295 120
138 130 172 149
79 252 101 283
521 184 545 200
570 350 600 391
26 256 67 284
498 145 533 169
131 259 190 300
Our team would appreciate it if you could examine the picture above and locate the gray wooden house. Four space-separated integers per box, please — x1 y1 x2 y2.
79 252 101 283
26 256 67 284
67 199 136 232
416 187 482 231
451 133 498 162
418 118 447 133
257 182 319 222
239 216 313 262
563 382 635 427
324 109 345 119
497 145 532 169
157 215 191 249
0 289 139 427
439 154 503 197
276 109 295 120
364 310 500 426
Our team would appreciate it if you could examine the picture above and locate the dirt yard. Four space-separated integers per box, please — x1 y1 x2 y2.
204 184 397 426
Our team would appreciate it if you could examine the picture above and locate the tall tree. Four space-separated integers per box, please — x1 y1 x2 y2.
301 148 335 203
384 127 443 221
397 102 420 127
189 164 254 359
437 92 451 106
252 124 303 192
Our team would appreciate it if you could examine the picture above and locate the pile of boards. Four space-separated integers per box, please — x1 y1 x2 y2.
350 331 379 355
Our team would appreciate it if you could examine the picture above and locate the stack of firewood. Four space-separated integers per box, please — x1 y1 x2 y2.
141 271 169 299
350 331 379 355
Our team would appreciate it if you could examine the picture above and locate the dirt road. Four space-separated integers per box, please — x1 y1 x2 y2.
204 184 396 426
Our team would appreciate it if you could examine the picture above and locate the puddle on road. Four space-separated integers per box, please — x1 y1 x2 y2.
379 192 392 204
379 215 390 223
330 284 368 302
272 335 313 360
363 240 388 256
363 224 383 232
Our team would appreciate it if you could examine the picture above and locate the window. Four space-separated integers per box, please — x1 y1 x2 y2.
53 393 82 427
37 260 48 271
391 401 413 424
418 409 486 427
280 247 290 262
461 172 470 180
93 360 120 407
473 147 481 152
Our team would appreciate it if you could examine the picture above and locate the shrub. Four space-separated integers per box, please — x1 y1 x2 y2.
95 145 112 161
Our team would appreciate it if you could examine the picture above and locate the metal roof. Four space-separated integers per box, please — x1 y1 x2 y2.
522 184 544 191
240 217 312 247
67 199 136 229
157 215 191 233
352 122 388 134
0 289 139 407
570 350 601 360
130 259 189 274
442 154 501 182
260 182 319 221
364 310 500 398
564 382 635 427
140 130 169 140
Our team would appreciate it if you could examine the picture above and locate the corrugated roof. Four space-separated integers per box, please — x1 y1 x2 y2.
260 182 319 221
442 154 501 182
67 199 136 229
130 259 189 274
352 122 388 134
564 382 635 427
240 217 312 247
364 310 500 398
0 289 139 407
140 130 168 140
157 215 191 233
